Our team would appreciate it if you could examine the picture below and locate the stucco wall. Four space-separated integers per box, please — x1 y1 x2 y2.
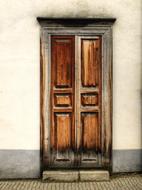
0 0 141 177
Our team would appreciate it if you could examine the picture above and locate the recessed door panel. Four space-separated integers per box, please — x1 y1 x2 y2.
54 94 72 107
82 113 100 150
56 113 71 151
55 113 72 161
52 38 73 88
81 93 98 106
81 113 101 165
81 39 100 87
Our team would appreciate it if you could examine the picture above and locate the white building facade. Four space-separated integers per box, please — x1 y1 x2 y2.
0 0 141 178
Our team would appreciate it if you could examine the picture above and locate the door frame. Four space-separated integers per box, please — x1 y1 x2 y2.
37 18 116 172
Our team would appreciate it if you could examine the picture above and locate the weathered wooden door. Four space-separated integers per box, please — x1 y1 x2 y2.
50 35 102 168
76 36 102 168
39 17 115 172
50 36 75 168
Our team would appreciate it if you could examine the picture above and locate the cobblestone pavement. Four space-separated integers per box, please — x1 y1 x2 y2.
0 174 142 190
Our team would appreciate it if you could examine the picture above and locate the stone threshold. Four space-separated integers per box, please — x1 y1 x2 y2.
42 170 109 182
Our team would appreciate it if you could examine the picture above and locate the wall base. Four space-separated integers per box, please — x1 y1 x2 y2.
0 150 40 179
0 149 141 179
113 149 142 172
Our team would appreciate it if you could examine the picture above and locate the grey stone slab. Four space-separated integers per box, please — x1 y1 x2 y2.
42 170 78 182
0 150 40 179
113 149 142 172
79 170 110 181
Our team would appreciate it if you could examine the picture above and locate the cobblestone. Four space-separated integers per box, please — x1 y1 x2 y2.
0 174 142 190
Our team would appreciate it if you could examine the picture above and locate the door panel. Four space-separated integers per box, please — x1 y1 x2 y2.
55 113 72 161
54 94 72 107
81 93 98 106
54 39 73 88
81 39 99 87
82 113 99 150
55 113 71 151
77 37 102 168
50 36 75 168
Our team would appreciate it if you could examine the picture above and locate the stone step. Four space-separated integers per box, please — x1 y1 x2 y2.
42 170 110 182
79 170 110 181
43 170 78 182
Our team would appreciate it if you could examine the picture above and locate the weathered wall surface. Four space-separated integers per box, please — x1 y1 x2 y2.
0 0 141 178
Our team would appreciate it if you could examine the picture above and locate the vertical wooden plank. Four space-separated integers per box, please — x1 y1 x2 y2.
101 29 113 170
75 35 81 153
40 30 50 167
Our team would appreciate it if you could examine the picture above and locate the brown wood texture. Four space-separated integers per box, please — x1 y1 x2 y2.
78 37 102 167
81 94 98 106
54 94 72 107
81 40 100 87
56 113 71 150
54 41 72 88
40 31 50 166
82 113 100 150
50 36 75 167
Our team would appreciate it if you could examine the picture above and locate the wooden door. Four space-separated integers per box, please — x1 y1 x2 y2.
39 18 115 172
76 37 102 168
50 36 75 168
50 35 102 168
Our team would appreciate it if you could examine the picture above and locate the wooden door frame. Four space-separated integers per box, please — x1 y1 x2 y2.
37 18 116 172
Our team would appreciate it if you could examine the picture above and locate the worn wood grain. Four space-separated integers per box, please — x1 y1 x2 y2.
50 35 75 167
54 94 72 107
81 94 98 106
81 39 99 87
77 36 102 168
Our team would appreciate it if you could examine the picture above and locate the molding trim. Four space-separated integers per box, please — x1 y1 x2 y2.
37 17 116 27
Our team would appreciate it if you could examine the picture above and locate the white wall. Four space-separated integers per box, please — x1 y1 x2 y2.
0 0 141 150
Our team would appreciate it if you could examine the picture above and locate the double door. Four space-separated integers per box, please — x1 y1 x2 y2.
50 35 102 168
